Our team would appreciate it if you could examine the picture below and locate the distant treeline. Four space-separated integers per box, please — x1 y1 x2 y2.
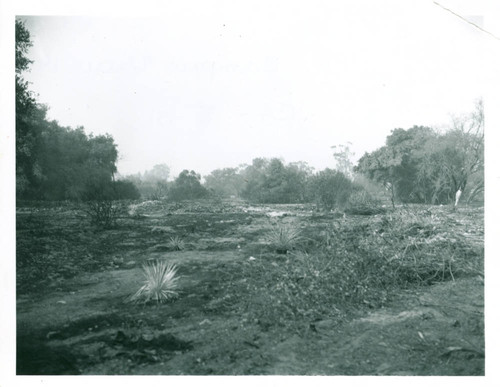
16 19 483 208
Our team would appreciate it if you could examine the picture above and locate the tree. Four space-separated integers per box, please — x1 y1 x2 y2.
16 19 43 197
442 99 484 206
240 158 269 202
169 170 208 201
286 161 314 202
82 134 119 200
332 142 355 180
15 20 121 203
356 126 435 204
356 102 484 206
204 167 244 197
143 164 170 183
31 119 119 201
121 164 171 200
410 101 484 206
240 158 313 203
307 169 353 210
112 180 141 200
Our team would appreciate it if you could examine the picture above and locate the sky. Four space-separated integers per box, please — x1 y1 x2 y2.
13 0 497 179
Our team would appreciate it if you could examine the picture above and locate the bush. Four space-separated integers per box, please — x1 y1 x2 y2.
231 209 483 330
82 179 124 228
167 236 186 251
128 260 179 304
345 189 386 215
237 249 391 327
307 169 353 210
264 223 302 254
84 199 122 228
113 180 141 200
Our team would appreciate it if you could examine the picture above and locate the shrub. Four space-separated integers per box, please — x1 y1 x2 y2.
307 169 353 210
237 249 391 327
84 199 122 228
167 236 186 251
82 179 120 228
148 181 168 200
128 260 180 303
264 223 302 254
82 179 139 227
345 210 483 285
233 210 483 330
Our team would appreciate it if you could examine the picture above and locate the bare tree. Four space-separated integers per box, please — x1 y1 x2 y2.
448 99 484 207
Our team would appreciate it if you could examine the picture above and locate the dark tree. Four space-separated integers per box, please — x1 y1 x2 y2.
15 20 121 202
240 158 313 203
356 126 436 204
169 170 208 201
16 19 43 197
356 102 483 206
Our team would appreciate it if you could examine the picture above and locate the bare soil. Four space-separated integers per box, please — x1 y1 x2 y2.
16 200 484 375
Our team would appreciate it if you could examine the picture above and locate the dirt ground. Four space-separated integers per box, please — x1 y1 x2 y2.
16 200 485 375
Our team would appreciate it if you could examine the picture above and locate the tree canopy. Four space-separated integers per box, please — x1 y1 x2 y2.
169 170 209 201
239 158 313 203
15 19 122 201
355 102 483 205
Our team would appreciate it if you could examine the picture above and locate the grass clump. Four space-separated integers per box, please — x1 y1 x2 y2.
167 236 186 251
129 260 180 304
264 223 302 253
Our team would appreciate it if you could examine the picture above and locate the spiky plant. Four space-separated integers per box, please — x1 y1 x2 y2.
167 236 185 251
266 223 302 253
129 260 180 303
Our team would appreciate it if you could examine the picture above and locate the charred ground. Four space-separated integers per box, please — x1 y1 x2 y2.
16 199 484 375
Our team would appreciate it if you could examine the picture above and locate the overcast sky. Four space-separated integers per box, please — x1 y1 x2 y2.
17 1 496 178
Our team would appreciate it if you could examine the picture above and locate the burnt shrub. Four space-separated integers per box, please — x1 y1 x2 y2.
227 209 483 330
82 179 124 228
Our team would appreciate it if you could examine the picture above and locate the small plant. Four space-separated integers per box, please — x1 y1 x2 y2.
84 199 122 228
167 236 186 251
129 260 180 303
265 223 302 254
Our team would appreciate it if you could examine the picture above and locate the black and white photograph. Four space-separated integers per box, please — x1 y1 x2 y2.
1 0 499 383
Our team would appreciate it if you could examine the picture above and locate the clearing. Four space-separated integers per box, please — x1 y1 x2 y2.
16 199 484 375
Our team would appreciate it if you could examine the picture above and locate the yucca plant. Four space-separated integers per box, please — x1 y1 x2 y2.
129 260 180 303
265 223 302 254
167 236 185 251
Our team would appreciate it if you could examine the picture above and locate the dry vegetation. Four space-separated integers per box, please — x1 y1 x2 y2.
16 198 484 375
